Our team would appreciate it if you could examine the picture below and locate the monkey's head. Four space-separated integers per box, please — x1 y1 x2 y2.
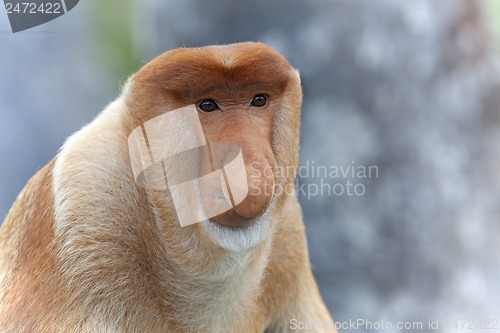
125 42 302 230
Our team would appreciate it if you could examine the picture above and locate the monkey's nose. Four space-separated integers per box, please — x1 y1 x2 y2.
232 161 275 219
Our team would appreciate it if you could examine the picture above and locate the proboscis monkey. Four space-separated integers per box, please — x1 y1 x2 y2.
0 42 335 332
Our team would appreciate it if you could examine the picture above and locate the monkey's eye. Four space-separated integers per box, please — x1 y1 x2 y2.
198 99 220 113
250 95 267 107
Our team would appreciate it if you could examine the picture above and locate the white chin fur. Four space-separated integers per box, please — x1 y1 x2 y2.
202 214 271 253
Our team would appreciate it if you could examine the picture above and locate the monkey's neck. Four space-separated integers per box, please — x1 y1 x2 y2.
133 210 274 330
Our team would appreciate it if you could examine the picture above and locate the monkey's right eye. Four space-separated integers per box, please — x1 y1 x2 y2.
198 99 220 113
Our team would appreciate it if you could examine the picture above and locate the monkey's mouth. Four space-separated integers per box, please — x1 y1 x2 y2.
206 173 275 228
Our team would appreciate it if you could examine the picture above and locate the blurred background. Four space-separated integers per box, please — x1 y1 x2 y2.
1 0 500 331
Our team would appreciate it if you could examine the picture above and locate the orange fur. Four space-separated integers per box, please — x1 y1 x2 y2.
0 42 335 332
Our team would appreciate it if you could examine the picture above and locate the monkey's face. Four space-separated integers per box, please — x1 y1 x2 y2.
126 42 301 228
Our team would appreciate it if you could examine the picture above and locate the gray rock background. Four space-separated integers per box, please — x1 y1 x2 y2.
1 0 500 331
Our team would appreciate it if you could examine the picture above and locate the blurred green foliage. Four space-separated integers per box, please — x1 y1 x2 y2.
484 0 500 48
87 0 142 88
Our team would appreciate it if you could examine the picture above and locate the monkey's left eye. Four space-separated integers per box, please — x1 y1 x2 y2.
198 99 220 113
251 95 267 107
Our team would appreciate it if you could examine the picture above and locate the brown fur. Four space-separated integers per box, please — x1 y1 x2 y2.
0 42 335 332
